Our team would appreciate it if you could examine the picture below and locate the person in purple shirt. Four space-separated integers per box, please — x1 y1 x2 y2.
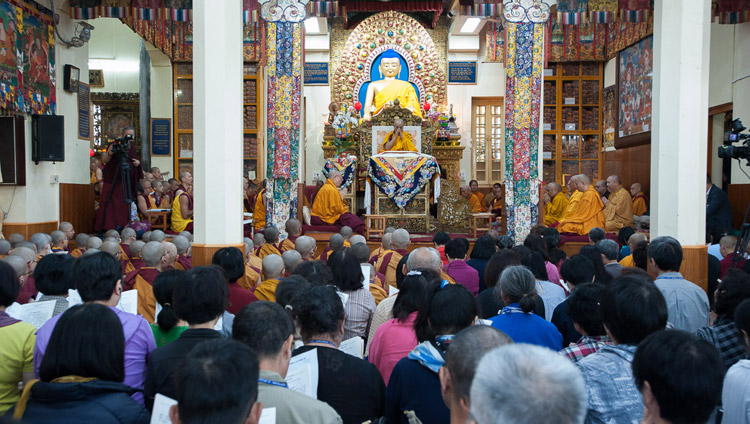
443 239 479 296
34 252 156 405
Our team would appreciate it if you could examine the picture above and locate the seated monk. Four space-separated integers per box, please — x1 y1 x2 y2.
49 231 68 254
70 233 89 258
171 170 194 233
253 180 267 232
257 227 284 259
310 170 365 234
631 183 649 216
86 236 103 252
488 183 503 218
240 239 263 290
594 179 609 201
562 176 582 220
619 232 647 267
254 254 284 302
280 218 302 252
557 175 605 235
461 185 485 213
149 180 170 209
58 221 75 252
243 180 258 213
352 243 388 304
172 235 192 270
340 226 353 247
253 233 265 256
120 227 136 258
294 236 317 262
123 241 168 323
319 233 345 263
282 250 302 276
123 240 146 274
544 182 569 226
469 180 487 212
103 229 127 258
162 242 179 271
0 239 10 258
363 49 422 120
382 118 417 152
375 228 411 288
369 231 394 265
602 175 635 233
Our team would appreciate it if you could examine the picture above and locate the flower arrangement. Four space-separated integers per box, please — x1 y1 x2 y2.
331 103 360 154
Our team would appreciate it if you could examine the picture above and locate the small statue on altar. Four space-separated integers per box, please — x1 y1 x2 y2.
383 118 417 152
363 50 422 120
328 102 339 124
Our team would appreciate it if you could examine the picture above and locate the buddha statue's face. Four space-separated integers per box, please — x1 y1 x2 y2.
379 57 401 78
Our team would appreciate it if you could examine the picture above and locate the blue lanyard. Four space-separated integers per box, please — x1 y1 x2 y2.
307 339 337 348
258 378 288 388
656 276 683 280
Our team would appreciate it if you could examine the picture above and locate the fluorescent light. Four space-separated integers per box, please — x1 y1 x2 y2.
88 59 140 73
304 17 320 34
460 17 481 34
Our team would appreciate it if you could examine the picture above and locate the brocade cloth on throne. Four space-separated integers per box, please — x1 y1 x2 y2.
323 156 357 189
366 152 440 213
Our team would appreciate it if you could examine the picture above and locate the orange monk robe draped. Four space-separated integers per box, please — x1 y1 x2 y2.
469 194 485 213
257 243 282 260
280 238 295 253
373 79 422 118
311 179 348 224
375 249 408 288
253 189 266 231
604 187 635 233
382 131 417 152
545 192 569 226
369 247 390 265
369 283 388 305
563 190 583 220
123 267 160 324
619 254 635 267
254 278 281 302
70 248 85 258
471 193 487 212
240 257 263 291
558 187 605 235
632 194 648 216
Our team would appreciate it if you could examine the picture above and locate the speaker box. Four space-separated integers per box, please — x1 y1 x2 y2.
32 115 65 164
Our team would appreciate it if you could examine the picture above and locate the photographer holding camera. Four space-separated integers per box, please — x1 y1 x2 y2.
94 127 145 232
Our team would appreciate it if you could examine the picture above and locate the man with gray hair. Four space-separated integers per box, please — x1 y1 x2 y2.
281 250 302 275
254 254 284 302
172 235 192 270
124 241 167 323
49 231 68 254
649 236 709 333
375 228 410 288
588 227 605 245
294 235 317 262
596 239 623 278
440 326 512 424
471 344 586 424
30 233 51 257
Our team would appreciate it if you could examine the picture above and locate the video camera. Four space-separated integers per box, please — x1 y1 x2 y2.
111 133 134 156
718 119 750 164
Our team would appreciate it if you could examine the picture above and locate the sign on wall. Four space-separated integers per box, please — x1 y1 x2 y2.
150 118 171 156
448 61 477 84
77 82 91 141
304 62 329 85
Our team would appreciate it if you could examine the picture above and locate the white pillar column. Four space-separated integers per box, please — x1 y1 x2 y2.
193 0 243 249
651 0 711 244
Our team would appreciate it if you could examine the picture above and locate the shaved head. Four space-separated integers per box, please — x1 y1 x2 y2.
0 239 11 255
30 233 51 255
329 233 345 250
577 174 591 186
392 228 410 249
607 175 621 184
104 229 120 240
163 242 177 267
385 227 396 234
1 255 26 278
631 183 642 193
150 230 166 243
130 240 145 257
100 241 121 256
285 219 302 237
382 233 393 250
406 247 442 273
262 254 284 279
547 182 562 196
8 233 25 246
350 235 367 245
121 227 136 240
340 226 353 240
59 221 73 232
179 231 193 242
87 236 103 250
172 235 190 255
628 232 648 249
141 241 166 267
254 233 265 247
720 235 737 250
264 227 280 244
83 248 100 256
294 236 316 260
75 233 89 248
50 230 67 246
142 231 152 242
10 246 36 264
282 250 302 274
17 242 36 253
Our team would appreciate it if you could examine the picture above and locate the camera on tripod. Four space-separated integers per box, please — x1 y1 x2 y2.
718 119 750 163
111 133 134 156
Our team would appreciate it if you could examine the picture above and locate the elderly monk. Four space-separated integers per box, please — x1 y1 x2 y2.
602 175 634 233
594 179 609 201
258 227 284 259
124 241 168 323
562 175 582 220
383 118 417 152
462 185 484 213
240 239 263 290
619 232 648 267
310 170 365 234
558 175 605 235
544 182 569 226
254 254 284 302
280 219 302 252
469 180 487 212
631 183 649 216
294 236 317 262
172 235 192 270
375 228 410 288
171 170 194 233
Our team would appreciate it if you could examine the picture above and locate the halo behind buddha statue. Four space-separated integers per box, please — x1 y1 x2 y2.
359 49 422 120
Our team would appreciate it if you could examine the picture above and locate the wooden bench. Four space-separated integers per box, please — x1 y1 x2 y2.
149 211 171 231
364 215 387 240
470 213 494 238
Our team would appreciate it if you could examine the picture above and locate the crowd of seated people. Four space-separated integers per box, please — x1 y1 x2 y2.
1 214 748 424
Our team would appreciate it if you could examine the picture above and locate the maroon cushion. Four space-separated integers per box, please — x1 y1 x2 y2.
302 224 341 233
304 185 321 206
559 232 620 246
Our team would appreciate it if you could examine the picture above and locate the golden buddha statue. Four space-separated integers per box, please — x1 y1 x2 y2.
363 50 422 120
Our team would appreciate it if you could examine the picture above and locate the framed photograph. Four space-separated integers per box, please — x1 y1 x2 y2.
64 64 80 92
89 69 104 88
615 36 652 148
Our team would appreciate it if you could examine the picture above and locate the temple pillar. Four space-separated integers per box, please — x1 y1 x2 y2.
651 0 711 288
191 0 245 265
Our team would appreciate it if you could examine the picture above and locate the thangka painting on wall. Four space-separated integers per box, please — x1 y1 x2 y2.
602 85 616 149
0 0 55 115
617 35 652 139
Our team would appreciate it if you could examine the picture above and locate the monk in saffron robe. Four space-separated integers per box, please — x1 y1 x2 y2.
562 176 582 220
631 183 649 216
254 254 284 302
558 175 605 235
253 183 267 232
318 233 346 263
375 228 411 288
544 182 569 226
382 118 417 152
489 183 503 218
461 185 484 213
240 240 263 290
603 175 635 233
469 180 488 212
257 227 284 259
310 170 365 234
280 219 302 252
171 171 194 233
369 231 394 265
171 235 192 271
123 241 166 323
363 50 422 120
